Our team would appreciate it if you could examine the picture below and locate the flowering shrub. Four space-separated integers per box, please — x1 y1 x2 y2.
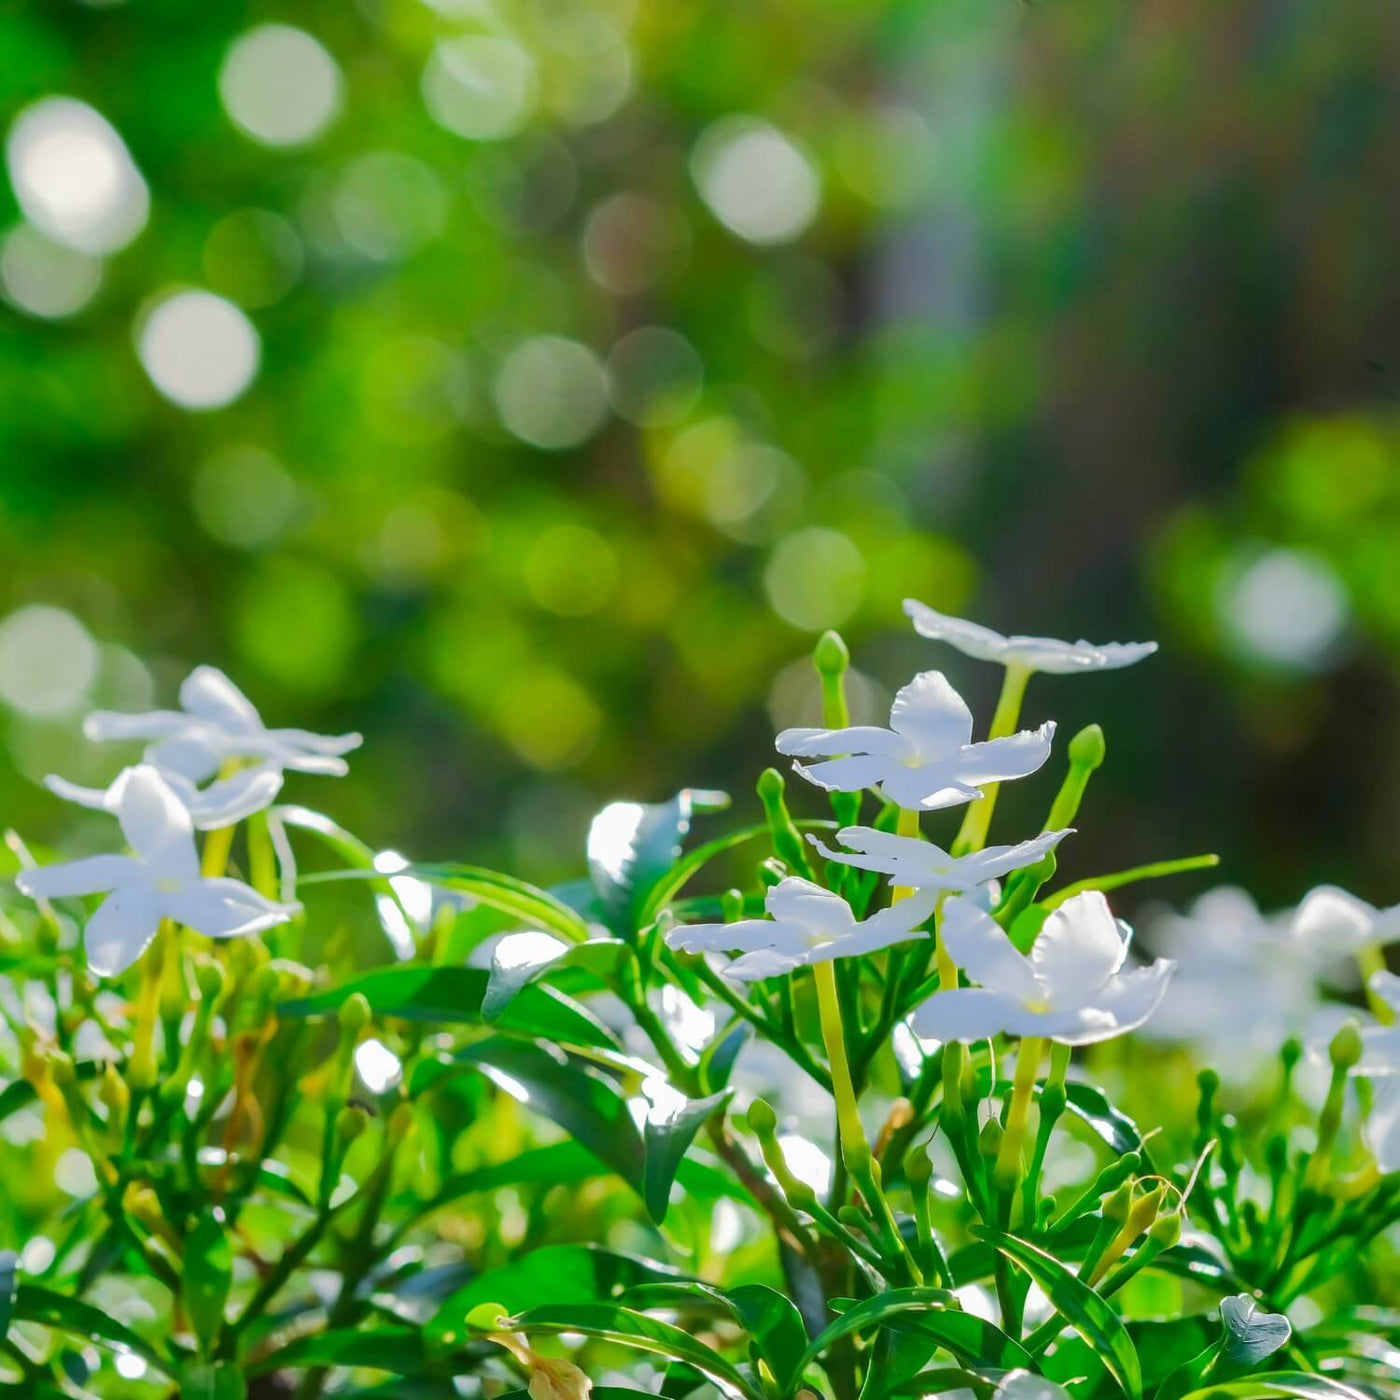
0 605 1396 1399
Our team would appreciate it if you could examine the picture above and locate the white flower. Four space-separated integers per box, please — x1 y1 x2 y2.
14 765 296 977
912 891 1174 1045
903 599 1157 674
44 763 283 830
1356 972 1400 1075
1294 885 1400 956
775 671 1055 811
808 825 1070 893
84 665 361 783
666 876 938 981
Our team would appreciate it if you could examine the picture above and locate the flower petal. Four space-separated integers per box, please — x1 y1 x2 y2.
909 987 1028 1042
266 726 364 757
939 895 1042 1002
888 671 973 757
836 886 939 957
83 709 190 743
179 665 263 732
902 600 1010 663
1356 1024 1400 1076
764 876 854 933
1368 1077 1400 1173
943 723 1057 788
775 725 909 759
789 754 892 794
1030 890 1127 1000
1008 638 1157 675
961 829 1072 884
185 765 284 828
880 766 984 811
1370 970 1400 1018
1032 960 1175 1045
146 734 224 783
17 854 138 901
43 775 114 812
1294 885 1378 954
84 884 163 977
666 918 795 957
161 876 295 940
725 947 803 981
116 766 200 881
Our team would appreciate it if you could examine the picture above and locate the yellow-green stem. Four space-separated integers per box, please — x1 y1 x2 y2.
814 959 868 1170
953 663 1031 856
891 806 921 903
994 1037 1043 1192
1358 943 1394 1025
128 920 173 1090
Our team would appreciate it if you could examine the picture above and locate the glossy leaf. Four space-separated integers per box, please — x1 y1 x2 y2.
279 964 618 1050
0 1250 14 1339
12 1283 171 1376
974 1230 1141 1400
179 1362 248 1400
182 1211 233 1353
644 1087 729 1223
1174 1377 1369 1400
248 1327 430 1376
409 861 595 943
1063 1082 1147 1158
484 936 632 1021
1220 1295 1292 1365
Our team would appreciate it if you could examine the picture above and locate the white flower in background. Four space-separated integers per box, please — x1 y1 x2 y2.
14 765 296 976
775 670 1055 811
85 665 361 783
912 891 1174 1045
1350 974 1400 1172
1294 885 1400 956
44 763 283 830
809 825 1070 893
666 876 937 981
903 599 1157 674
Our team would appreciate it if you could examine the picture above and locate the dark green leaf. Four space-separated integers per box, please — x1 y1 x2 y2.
248 1327 430 1377
1175 1377 1368 1400
279 965 618 1050
0 1250 15 1339
182 1212 233 1353
643 1087 729 1223
12 1284 171 1376
1063 1082 1146 1158
974 1230 1141 1400
699 1022 750 1094
179 1362 248 1400
484 937 632 1021
408 862 594 943
396 1140 607 1220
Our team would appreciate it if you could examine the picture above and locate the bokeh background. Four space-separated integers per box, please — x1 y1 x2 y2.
2 0 1399 918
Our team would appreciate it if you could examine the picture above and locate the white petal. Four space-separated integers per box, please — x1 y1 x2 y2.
1010 638 1157 675
666 918 795 956
903 600 1011 663
17 854 138 900
1035 961 1175 1046
161 877 295 939
1368 1078 1400 1173
179 665 263 732
910 987 1029 1042
789 754 892 794
1294 885 1377 954
939 895 1043 1002
764 877 854 934
944 723 1057 788
725 947 804 981
961 829 1071 884
880 765 983 812
84 885 163 977
1356 1025 1400 1076
1031 890 1127 1000
775 725 910 759
83 709 190 742
185 765 284 828
837 886 939 956
146 734 224 783
43 774 115 812
115 766 199 881
888 671 973 757
265 726 363 757
1369 970 1400 1018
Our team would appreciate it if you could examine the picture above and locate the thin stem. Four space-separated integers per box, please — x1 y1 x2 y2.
953 664 1031 856
1358 943 1393 1025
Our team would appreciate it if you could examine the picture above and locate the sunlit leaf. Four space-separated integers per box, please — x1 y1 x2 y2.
182 1211 233 1353
643 1086 729 1223
12 1284 171 1376
484 934 632 1021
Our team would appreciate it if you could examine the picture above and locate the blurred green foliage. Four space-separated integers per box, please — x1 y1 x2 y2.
2 0 1400 915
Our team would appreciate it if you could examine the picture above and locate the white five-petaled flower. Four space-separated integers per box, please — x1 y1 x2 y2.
808 825 1071 894
903 599 1157 674
775 671 1055 811
14 764 296 977
1293 885 1400 956
85 665 361 784
1350 973 1400 1173
912 891 1175 1045
44 763 283 830
666 876 938 982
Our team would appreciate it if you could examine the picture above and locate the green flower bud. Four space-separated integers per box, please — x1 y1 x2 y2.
1329 1019 1363 1071
903 1145 933 1188
48 1049 76 1088
1280 1037 1302 1074
1149 1210 1182 1247
978 1118 1003 1161
721 888 746 923
338 992 372 1036
1068 724 1106 770
813 630 849 677
336 1104 369 1145
746 1098 778 1139
1102 1179 1134 1223
756 767 785 805
1040 1082 1066 1122
465 1301 510 1333
837 1205 869 1236
196 960 227 1003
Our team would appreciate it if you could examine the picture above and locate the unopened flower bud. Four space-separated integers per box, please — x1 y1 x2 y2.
1149 1210 1182 1248
196 961 227 1003
338 992 372 1036
1280 1037 1302 1074
903 1146 933 1189
1329 1020 1363 1072
813 630 849 677
978 1118 1003 1161
336 1105 369 1146
1068 724 1106 770
746 1098 778 1139
721 889 746 924
1102 1179 1134 1223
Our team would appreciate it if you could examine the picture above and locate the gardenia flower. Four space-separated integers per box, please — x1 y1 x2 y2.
666 876 938 981
14 764 296 977
1293 885 1400 956
903 599 1157 674
912 891 1174 1045
775 670 1055 810
85 664 361 783
44 762 283 830
808 825 1070 893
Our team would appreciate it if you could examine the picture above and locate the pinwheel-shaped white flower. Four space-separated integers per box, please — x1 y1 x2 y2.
808 825 1070 894
775 671 1055 810
15 765 296 977
912 891 1174 1045
85 665 361 783
904 599 1157 674
44 763 283 830
1293 885 1400 955
666 876 938 981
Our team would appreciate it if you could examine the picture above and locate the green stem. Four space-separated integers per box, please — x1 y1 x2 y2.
953 664 1031 856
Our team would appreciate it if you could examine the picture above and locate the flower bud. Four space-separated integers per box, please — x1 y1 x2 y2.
746 1098 778 1139
813 630 849 677
1149 1210 1182 1248
99 1064 130 1122
721 889 746 923
466 1302 510 1332
196 960 227 1004
338 992 372 1036
1280 1037 1302 1074
1329 1020 1363 1072
336 1105 369 1146
1068 724 1106 770
1102 1179 1134 1223
837 1205 869 1236
903 1145 933 1189
1040 1082 1066 1122
978 1118 1003 1161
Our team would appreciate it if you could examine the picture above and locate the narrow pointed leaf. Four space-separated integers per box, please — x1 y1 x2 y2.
12 1284 171 1376
484 937 632 1021
1042 854 1219 909
644 1088 729 1223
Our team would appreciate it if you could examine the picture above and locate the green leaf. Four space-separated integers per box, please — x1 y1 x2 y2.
0 1250 15 1340
587 789 730 933
248 1327 430 1377
1062 1082 1147 1158
11 1283 171 1376
406 862 595 943
397 1140 607 1220
179 1362 248 1400
507 1302 762 1400
279 965 618 1050
799 1288 1032 1381
415 1037 646 1196
1219 1295 1292 1366
1041 855 1219 909
974 1230 1141 1400
484 937 632 1021
643 1087 729 1223
182 1211 233 1353
1174 1376 1369 1400
699 1022 750 1094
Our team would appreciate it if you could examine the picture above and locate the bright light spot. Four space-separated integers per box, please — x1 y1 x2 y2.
491 1070 531 1103
955 1285 996 1322
643 1075 691 1128
332 151 446 263
55 1147 98 1197
1 225 102 318
422 35 536 141
187 1077 204 1100
523 524 618 616
692 116 820 245
192 445 300 548
20 1237 54 1274
777 1133 832 1194
114 1353 147 1381
711 1199 745 1252
219 25 343 148
494 929 567 972
373 849 434 958
355 1037 403 1094
764 527 865 631
1218 547 1348 670
606 326 703 428
545 17 632 127
136 290 260 410
0 606 98 717
660 984 715 1056
495 336 608 449
5 97 149 254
